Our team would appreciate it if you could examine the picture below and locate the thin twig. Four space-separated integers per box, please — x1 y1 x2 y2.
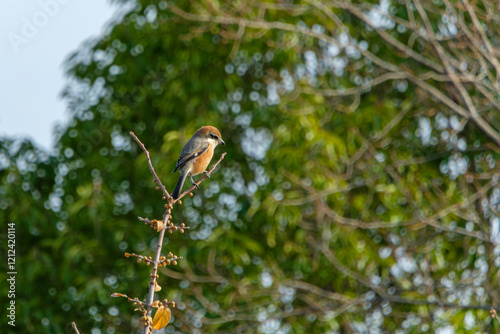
284 279 353 302
129 132 171 200
138 216 191 232
111 292 145 305
491 308 500 323
71 322 81 334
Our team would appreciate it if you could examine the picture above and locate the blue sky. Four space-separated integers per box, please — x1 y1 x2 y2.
1 1 116 152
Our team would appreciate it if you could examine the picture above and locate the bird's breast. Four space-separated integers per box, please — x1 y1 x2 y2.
190 144 214 176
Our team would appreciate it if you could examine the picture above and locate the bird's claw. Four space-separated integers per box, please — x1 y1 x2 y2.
192 182 201 190
204 171 211 178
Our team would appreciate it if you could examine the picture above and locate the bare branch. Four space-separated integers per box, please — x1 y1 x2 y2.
284 279 353 303
325 0 445 73
462 0 500 78
71 322 81 334
318 180 493 243
299 72 407 97
314 236 500 311
129 132 171 200
168 3 500 146
414 0 500 146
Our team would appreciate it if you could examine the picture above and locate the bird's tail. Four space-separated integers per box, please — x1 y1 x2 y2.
172 173 188 200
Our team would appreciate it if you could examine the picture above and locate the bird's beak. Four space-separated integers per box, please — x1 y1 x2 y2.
219 139 225 145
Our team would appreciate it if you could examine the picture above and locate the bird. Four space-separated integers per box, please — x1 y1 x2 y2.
171 126 225 200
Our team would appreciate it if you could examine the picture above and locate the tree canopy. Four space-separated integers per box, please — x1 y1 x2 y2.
2 0 500 333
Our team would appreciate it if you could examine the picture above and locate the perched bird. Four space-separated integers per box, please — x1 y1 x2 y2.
171 126 225 199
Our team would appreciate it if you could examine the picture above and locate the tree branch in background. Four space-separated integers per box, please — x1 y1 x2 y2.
169 1 500 146
164 0 500 330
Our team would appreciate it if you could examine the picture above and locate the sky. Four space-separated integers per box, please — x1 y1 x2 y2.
0 0 117 152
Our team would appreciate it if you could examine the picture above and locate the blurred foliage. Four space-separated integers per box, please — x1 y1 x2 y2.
2 0 500 333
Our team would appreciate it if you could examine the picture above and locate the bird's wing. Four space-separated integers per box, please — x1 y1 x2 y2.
174 144 209 173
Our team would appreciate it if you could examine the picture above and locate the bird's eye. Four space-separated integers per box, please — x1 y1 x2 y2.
209 133 218 140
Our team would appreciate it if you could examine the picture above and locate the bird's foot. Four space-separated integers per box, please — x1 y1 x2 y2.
204 171 211 178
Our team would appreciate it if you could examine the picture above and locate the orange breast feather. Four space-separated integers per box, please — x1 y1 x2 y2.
190 144 214 175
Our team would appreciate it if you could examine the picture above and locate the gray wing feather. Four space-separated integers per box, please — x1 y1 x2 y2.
174 144 209 173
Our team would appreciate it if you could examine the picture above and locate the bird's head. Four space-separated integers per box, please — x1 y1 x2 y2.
196 126 225 146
